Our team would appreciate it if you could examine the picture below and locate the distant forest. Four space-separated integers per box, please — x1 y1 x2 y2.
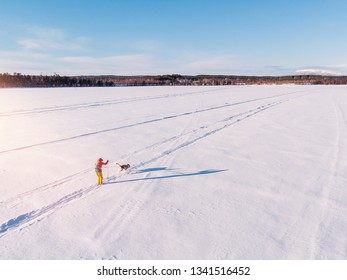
1 72 347 88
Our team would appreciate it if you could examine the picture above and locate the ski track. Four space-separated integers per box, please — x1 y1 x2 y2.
0 93 300 239
264 91 347 259
0 93 290 206
309 92 347 258
90 107 204 255
92 101 205 246
0 89 306 155
307 92 339 258
0 87 229 117
0 168 91 207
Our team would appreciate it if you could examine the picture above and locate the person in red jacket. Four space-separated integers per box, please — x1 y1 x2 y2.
95 158 109 185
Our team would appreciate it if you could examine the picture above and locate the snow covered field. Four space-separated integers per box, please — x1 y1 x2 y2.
1 85 347 260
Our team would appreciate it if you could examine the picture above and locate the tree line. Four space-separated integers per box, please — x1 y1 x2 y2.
1 72 347 88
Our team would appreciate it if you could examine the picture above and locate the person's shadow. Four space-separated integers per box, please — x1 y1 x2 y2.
107 167 227 184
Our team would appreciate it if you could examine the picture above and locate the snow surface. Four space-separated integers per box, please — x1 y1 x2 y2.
1 85 347 260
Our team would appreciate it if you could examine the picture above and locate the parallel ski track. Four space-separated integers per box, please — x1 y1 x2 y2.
0 87 228 117
0 93 302 238
0 90 305 155
0 91 304 207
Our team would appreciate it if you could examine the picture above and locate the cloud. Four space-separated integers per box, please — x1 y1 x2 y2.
0 24 255 75
0 29 258 76
295 68 345 76
154 51 246 75
17 37 87 51
17 26 88 51
0 49 250 76
130 40 164 52
0 49 156 75
182 55 240 74
0 51 52 73
28 26 65 38
59 54 155 75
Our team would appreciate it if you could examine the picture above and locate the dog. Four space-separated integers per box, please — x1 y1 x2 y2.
116 163 130 171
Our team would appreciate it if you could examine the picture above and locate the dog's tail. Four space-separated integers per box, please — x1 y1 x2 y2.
116 163 121 167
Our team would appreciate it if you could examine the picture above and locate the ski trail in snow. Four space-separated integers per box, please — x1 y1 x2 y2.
0 87 228 117
0 168 91 207
107 98 290 175
263 91 347 259
2 92 304 207
0 165 134 238
128 99 291 172
0 93 304 238
0 90 307 155
94 91 309 169
0 170 131 238
86 98 296 249
92 97 207 247
0 184 96 236
308 92 347 258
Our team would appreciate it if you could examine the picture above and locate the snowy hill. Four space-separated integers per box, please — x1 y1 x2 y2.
1 85 347 259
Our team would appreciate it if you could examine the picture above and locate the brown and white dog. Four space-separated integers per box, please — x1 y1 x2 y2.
116 163 130 171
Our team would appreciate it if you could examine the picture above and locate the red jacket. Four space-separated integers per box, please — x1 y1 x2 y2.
95 159 109 171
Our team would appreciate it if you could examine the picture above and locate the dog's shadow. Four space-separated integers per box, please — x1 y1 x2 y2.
109 167 227 184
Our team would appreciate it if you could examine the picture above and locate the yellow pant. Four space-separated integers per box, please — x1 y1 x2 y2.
96 171 103 185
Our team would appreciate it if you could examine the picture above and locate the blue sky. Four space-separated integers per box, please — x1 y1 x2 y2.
1 0 347 76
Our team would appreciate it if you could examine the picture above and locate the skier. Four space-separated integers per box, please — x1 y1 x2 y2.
95 158 109 185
